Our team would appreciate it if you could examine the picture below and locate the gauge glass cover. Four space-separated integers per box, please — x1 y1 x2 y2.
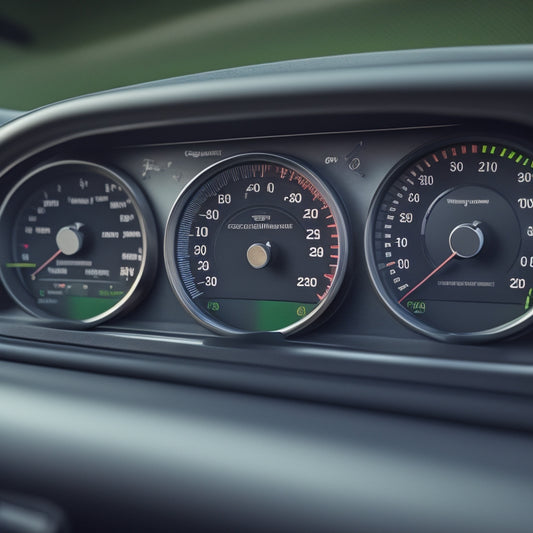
366 140 533 342
0 161 157 325
164 154 348 335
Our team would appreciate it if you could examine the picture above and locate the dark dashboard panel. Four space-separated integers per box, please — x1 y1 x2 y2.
1 359 533 533
1 46 533 532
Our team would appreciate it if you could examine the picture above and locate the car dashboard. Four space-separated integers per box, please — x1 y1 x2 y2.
1 45 533 533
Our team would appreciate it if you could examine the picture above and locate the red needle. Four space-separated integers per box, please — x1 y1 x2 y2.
30 249 62 280
398 251 458 304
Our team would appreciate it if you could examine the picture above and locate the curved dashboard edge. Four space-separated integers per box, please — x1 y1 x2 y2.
0 46 533 178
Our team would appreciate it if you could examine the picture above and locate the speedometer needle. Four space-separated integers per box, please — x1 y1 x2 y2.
398 251 458 304
30 249 62 280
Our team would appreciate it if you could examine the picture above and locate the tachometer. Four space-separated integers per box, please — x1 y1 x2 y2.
164 154 348 335
366 140 533 342
0 160 157 325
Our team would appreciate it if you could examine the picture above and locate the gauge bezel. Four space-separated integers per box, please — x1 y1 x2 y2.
164 153 349 336
0 160 158 327
365 136 533 343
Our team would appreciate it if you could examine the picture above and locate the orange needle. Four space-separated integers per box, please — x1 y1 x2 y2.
30 249 62 280
398 251 458 304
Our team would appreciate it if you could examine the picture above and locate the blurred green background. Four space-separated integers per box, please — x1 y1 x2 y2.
0 0 532 110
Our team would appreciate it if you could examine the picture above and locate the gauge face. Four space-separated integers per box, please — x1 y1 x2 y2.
366 140 533 342
164 154 348 334
0 161 157 324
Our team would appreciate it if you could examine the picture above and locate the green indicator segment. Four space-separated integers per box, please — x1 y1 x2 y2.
254 301 317 331
500 148 507 157
204 298 317 331
490 146 496 155
508 151 516 159
525 289 533 311
524 158 530 166
482 145 488 153
516 155 523 163
66 296 121 321
5 262 36 268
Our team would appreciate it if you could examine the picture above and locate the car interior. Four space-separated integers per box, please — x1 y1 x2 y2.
1 2 533 533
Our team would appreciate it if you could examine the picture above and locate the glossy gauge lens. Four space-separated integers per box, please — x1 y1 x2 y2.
366 140 533 342
0 161 157 324
164 154 348 335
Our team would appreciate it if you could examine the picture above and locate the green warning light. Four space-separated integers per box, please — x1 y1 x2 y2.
296 305 307 317
407 300 426 314
207 301 220 312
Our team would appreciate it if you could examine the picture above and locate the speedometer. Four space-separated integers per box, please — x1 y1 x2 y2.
164 154 348 335
366 139 533 342
0 160 157 325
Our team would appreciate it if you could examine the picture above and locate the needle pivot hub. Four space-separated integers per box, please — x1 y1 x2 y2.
246 242 271 269
56 222 84 256
449 221 484 259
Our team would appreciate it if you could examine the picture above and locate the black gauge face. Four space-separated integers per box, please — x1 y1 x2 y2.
164 154 348 335
366 140 533 342
0 161 157 324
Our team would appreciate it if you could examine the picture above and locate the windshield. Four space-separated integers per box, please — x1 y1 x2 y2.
1 0 532 110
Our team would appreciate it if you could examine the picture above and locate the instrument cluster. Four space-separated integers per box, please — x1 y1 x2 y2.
2 124 533 344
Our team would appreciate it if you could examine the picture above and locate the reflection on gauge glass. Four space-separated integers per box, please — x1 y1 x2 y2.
366 140 533 342
0 161 157 325
164 153 348 335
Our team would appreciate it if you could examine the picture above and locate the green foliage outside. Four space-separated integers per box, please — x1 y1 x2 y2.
0 0 532 109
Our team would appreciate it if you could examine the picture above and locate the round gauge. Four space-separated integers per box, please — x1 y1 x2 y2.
164 154 348 335
366 139 533 342
0 160 157 325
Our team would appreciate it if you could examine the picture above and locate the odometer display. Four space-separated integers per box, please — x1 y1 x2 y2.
164 154 348 334
366 140 533 342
